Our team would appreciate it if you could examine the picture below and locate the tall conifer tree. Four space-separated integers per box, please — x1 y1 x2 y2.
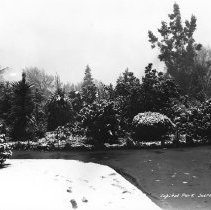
10 72 34 141
81 65 97 104
148 3 202 95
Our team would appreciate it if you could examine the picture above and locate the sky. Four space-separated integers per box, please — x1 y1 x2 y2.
0 0 211 84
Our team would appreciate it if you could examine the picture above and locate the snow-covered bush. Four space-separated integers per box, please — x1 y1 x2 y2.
0 137 12 166
79 100 120 147
173 99 211 143
132 112 175 142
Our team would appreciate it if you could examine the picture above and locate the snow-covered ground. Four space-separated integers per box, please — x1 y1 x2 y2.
0 159 160 210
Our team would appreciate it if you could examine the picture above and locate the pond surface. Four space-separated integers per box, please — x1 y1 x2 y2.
12 146 211 210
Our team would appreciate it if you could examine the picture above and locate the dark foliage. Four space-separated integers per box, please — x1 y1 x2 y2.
140 63 180 116
173 100 211 142
46 87 73 131
0 82 13 128
31 88 47 139
148 3 202 96
0 3 210 149
115 69 141 127
68 90 83 115
10 72 35 141
114 65 179 130
96 82 115 101
78 100 121 147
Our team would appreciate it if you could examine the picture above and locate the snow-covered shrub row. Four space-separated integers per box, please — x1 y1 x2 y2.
132 112 175 142
9 132 93 151
0 137 12 166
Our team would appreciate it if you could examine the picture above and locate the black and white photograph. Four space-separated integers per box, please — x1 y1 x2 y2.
0 0 211 209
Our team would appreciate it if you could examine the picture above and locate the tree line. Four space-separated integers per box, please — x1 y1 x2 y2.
0 3 211 144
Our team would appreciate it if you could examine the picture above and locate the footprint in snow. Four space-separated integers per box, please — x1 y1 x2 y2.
82 197 88 203
70 199 77 209
122 190 131 194
113 178 119 183
109 173 116 176
67 187 72 193
111 183 125 190
89 186 96 190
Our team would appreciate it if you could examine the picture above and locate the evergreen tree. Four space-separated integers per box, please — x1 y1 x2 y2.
46 86 73 131
105 83 115 101
95 81 115 101
81 66 97 104
32 88 47 138
69 90 83 115
10 72 34 141
0 82 13 126
115 69 141 126
194 47 211 99
115 69 140 97
140 63 179 116
148 3 202 95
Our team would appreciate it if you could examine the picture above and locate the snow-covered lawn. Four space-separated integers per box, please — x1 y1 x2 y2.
0 159 160 210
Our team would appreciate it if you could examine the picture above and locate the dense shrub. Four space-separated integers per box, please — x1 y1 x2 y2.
200 100 211 139
115 70 141 130
132 112 175 143
113 64 179 132
173 105 195 132
140 63 180 114
0 82 13 127
172 99 211 143
79 100 121 147
0 137 12 166
46 88 73 131
68 91 83 116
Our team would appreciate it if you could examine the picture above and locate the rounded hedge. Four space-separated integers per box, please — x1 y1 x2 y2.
132 112 175 142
